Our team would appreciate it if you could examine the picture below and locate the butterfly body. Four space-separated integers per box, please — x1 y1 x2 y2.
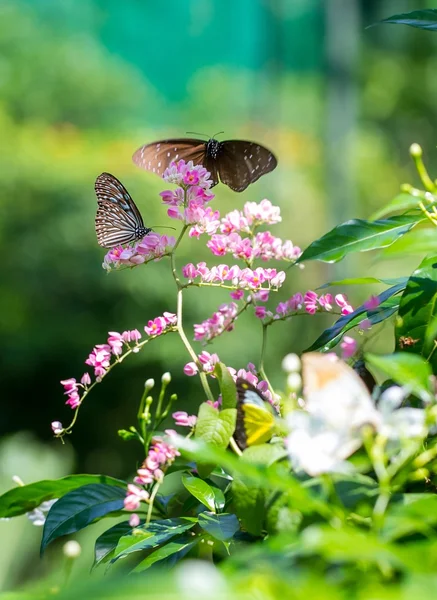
235 378 276 450
94 173 151 248
133 136 277 192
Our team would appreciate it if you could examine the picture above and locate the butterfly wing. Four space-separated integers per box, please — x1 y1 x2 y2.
95 173 149 248
132 138 207 177
219 140 277 192
301 352 377 430
235 378 276 450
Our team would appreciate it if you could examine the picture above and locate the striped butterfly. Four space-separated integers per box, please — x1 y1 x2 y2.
94 173 151 248
132 136 277 192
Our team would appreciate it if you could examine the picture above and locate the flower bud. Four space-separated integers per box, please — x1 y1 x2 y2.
144 378 155 392
51 421 64 435
287 372 302 392
410 143 422 157
281 353 301 373
63 540 82 558
161 372 171 384
12 475 24 486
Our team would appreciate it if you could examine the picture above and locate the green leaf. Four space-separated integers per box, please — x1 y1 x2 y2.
365 353 432 402
41 484 126 554
318 276 406 289
382 228 437 257
369 193 427 221
94 521 134 567
132 534 199 572
296 216 423 264
182 474 216 512
198 512 239 541
306 284 405 352
0 474 126 519
215 362 237 409
376 10 437 31
383 495 437 541
112 517 197 562
232 444 286 536
195 403 237 478
395 255 437 373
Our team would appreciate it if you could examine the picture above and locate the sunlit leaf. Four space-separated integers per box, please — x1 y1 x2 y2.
382 228 437 257
395 255 437 373
198 512 239 541
215 362 237 409
375 9 437 30
41 484 126 553
132 534 199 572
318 277 406 289
0 474 126 519
297 216 423 264
94 520 134 567
112 518 197 562
182 474 216 512
365 353 432 402
369 193 423 220
195 403 237 477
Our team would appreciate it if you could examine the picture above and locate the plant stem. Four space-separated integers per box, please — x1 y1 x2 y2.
146 481 161 525
259 324 274 394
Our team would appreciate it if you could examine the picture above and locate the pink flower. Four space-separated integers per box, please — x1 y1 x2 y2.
80 373 91 386
130 329 142 342
51 421 63 435
198 351 220 373
184 362 198 376
334 293 354 316
134 468 154 485
340 336 358 360
206 398 222 409
163 312 177 326
220 209 249 234
159 188 184 206
182 263 198 279
254 289 269 302
193 302 238 343
172 411 197 428
244 199 281 225
144 317 167 337
230 290 244 300
60 378 78 395
85 346 111 378
124 484 150 511
107 331 124 355
288 293 304 310
319 294 333 311
129 513 140 527
364 295 381 310
183 170 200 186
102 233 175 272
207 235 228 256
255 306 267 319
65 392 81 409
304 291 319 315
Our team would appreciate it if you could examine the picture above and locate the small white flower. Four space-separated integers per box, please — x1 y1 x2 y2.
26 499 57 527
161 372 171 384
63 540 82 558
287 372 302 392
282 353 301 373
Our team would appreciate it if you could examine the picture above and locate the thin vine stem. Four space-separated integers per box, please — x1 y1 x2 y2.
146 481 161 525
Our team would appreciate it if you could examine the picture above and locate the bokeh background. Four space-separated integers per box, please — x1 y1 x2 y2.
1 0 437 589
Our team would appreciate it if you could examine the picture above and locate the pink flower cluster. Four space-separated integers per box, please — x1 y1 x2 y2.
125 436 180 511
160 160 219 238
103 233 176 271
182 263 286 291
60 373 91 410
194 302 238 343
162 160 212 190
207 231 301 263
275 292 354 320
221 200 281 233
144 312 177 336
184 351 220 376
172 411 197 428
58 315 177 415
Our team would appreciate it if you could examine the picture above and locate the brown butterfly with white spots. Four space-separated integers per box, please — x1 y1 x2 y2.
94 173 151 248
132 136 277 192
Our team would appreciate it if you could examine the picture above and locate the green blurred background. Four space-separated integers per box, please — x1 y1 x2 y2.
1 0 437 588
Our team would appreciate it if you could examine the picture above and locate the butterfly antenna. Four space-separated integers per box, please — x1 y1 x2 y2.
149 225 177 231
186 131 209 139
212 131 225 139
